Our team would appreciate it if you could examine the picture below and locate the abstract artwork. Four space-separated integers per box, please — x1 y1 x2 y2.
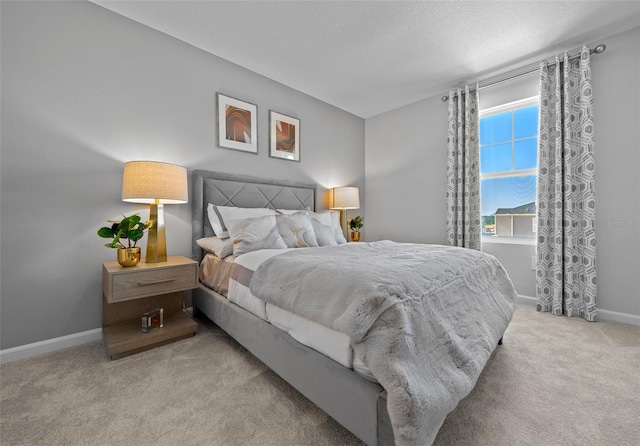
269 111 300 162
217 93 258 154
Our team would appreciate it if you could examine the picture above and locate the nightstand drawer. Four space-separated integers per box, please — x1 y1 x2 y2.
107 263 198 302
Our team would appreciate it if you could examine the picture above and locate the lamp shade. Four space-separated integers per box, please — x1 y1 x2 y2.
122 161 188 204
329 187 360 210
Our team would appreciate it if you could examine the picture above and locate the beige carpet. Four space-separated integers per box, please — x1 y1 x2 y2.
1 305 639 446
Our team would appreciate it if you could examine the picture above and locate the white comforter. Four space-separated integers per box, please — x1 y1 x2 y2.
229 248 373 378
248 241 518 446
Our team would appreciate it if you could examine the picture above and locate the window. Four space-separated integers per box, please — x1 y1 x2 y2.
480 97 539 242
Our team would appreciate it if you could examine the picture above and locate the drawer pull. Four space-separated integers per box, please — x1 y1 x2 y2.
138 278 176 286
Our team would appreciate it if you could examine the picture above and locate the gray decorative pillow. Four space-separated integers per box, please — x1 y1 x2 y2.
226 214 287 257
196 236 234 258
276 211 319 248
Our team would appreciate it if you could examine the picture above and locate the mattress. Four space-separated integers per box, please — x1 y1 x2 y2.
199 250 376 381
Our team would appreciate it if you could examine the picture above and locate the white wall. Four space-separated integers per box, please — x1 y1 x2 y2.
0 1 365 349
366 26 640 319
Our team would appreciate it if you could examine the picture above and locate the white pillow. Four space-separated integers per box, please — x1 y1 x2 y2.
196 236 234 259
276 208 310 215
322 211 347 244
207 204 276 239
311 211 332 227
226 214 287 257
334 214 348 244
276 211 319 248
310 216 338 246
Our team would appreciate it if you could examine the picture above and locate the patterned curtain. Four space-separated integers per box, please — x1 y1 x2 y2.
446 86 481 250
536 47 597 321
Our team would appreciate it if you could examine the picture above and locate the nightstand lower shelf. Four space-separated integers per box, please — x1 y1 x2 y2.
103 311 197 360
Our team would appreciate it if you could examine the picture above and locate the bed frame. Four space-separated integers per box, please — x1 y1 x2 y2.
191 170 394 446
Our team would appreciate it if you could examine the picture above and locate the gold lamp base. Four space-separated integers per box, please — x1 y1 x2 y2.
339 208 348 239
146 202 167 263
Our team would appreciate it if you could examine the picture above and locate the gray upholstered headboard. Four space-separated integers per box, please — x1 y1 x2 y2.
191 170 317 260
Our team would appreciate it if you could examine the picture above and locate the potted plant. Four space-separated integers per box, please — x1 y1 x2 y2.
348 215 364 242
98 214 153 266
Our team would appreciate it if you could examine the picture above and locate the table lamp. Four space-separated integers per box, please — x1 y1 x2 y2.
329 186 360 237
121 161 188 263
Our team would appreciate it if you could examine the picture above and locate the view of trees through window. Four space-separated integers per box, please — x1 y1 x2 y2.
480 98 539 238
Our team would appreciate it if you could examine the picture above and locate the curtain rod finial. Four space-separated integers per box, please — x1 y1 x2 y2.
593 44 606 54
441 95 449 102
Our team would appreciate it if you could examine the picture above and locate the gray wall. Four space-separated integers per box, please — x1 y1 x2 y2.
365 97 448 244
592 27 640 317
0 1 365 349
366 26 640 318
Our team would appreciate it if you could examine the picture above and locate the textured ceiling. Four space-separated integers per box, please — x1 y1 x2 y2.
92 1 640 118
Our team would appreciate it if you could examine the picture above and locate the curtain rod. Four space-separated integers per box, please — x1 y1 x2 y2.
441 43 606 102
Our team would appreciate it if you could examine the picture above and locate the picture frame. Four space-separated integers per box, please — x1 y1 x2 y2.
269 111 300 162
217 93 258 154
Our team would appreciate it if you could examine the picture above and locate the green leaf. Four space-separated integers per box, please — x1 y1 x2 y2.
124 216 137 235
118 217 131 232
114 227 126 241
128 228 143 242
348 215 363 230
100 213 147 249
97 227 115 238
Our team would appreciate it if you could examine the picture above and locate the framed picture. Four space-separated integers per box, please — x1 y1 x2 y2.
269 111 300 162
217 93 258 154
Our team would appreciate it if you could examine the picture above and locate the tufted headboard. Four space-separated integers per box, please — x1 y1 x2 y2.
191 170 317 260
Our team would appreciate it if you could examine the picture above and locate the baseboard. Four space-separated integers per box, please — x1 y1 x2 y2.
517 294 537 306
598 308 640 326
0 328 103 364
2 296 637 365
517 294 640 327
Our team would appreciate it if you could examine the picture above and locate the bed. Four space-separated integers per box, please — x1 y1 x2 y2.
191 169 517 446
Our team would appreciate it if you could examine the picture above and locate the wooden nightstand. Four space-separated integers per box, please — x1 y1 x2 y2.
102 255 198 359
